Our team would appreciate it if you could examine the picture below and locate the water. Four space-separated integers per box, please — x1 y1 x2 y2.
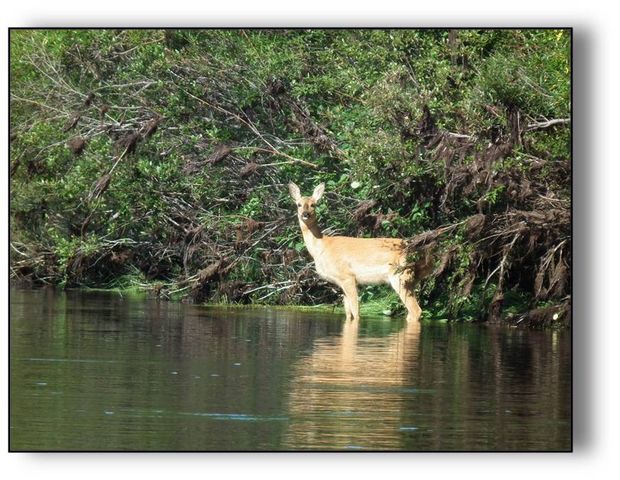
9 288 571 451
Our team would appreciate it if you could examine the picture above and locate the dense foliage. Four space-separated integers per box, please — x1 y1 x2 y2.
10 29 571 326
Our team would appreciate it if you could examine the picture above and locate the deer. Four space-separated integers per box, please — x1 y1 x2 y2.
288 182 423 323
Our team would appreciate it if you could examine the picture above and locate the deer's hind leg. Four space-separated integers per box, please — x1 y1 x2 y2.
388 270 422 323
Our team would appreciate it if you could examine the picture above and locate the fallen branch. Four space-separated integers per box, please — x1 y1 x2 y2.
232 146 317 169
526 118 570 131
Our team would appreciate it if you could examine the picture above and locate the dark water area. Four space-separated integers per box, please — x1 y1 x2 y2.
9 288 571 451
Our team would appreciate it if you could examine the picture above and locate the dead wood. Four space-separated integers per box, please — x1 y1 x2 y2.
63 112 81 132
67 136 86 155
239 161 258 178
208 144 232 164
115 131 141 155
141 116 162 138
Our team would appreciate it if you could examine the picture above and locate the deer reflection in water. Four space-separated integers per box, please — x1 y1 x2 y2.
283 319 421 450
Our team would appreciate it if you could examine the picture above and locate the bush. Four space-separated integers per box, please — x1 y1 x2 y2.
10 29 571 325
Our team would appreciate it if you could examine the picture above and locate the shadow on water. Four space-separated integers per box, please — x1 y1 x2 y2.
9 289 570 451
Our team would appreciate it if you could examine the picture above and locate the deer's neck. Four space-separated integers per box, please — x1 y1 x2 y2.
299 218 324 259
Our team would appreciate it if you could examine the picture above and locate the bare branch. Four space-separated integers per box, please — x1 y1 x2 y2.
526 118 570 131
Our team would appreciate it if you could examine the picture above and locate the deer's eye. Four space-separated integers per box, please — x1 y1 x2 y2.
297 203 301 207
310 203 315 208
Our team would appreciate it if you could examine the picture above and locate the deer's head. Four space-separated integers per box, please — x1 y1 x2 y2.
288 182 325 225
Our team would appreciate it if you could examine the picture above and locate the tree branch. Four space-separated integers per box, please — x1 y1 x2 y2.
526 118 570 131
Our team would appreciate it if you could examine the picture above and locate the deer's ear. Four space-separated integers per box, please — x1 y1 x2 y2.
288 182 301 202
312 183 325 202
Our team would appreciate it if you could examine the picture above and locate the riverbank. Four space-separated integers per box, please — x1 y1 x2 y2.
10 283 570 329
10 30 571 333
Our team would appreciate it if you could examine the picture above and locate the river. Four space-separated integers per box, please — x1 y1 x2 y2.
10 288 571 451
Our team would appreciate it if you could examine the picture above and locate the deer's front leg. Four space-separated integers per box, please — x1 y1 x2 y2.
340 277 359 322
343 294 352 321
